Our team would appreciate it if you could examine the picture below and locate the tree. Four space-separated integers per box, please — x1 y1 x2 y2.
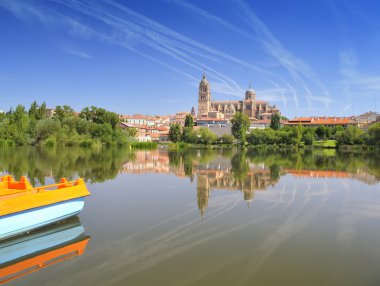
184 114 194 128
316 125 331 140
53 105 74 121
220 133 235 144
270 113 281 130
335 125 364 145
293 124 303 146
303 131 316 145
368 122 380 145
182 127 197 143
198 127 217 144
28 101 46 120
231 112 250 143
169 123 182 142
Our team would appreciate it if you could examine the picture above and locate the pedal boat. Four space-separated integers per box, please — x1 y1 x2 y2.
0 175 90 241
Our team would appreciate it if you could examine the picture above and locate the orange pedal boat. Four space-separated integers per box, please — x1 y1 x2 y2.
0 175 90 241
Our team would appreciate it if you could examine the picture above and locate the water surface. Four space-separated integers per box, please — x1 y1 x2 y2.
1 147 379 286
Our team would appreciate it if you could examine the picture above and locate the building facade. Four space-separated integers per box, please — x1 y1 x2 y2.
197 72 280 120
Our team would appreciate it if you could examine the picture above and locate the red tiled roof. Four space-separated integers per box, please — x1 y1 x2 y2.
197 118 228 122
287 117 351 125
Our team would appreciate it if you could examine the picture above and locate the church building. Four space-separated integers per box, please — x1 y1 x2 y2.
197 72 280 120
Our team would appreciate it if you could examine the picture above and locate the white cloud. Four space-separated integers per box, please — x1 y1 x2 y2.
63 47 91 59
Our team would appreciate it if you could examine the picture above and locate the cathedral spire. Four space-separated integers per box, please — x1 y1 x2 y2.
203 67 206 79
249 81 252 89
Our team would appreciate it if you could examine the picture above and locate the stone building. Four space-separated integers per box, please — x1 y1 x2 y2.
197 72 280 120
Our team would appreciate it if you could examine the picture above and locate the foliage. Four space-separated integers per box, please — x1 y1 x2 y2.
182 127 197 143
184 114 194 128
219 133 235 144
231 112 250 143
270 113 281 130
303 129 316 145
368 122 380 145
169 123 182 143
131 141 158 149
335 126 365 145
79 106 120 129
0 103 132 147
197 127 217 144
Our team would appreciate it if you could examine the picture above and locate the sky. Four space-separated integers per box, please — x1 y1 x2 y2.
0 0 379 118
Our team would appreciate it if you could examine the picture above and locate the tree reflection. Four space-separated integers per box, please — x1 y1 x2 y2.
0 147 135 185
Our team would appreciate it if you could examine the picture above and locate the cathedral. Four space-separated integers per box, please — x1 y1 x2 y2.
197 72 280 120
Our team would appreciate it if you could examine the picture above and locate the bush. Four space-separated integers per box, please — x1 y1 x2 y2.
0 139 15 147
131 141 158 149
80 139 94 147
44 136 56 147
219 134 235 144
303 132 316 145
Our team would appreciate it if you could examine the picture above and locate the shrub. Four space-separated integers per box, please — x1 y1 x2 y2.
44 136 56 147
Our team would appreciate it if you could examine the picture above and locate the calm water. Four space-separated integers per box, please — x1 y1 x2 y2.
1 147 380 286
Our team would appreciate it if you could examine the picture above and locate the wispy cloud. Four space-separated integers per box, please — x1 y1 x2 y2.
338 49 380 114
62 47 91 59
0 0 341 113
233 0 332 108
168 0 335 111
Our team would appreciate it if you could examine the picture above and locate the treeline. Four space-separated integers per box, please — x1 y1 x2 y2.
247 122 379 146
0 102 136 147
169 113 380 147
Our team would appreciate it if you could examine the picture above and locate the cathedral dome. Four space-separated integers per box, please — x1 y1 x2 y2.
199 72 210 93
245 88 256 100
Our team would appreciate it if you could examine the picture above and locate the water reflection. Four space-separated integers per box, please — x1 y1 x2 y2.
0 147 135 185
0 218 89 285
120 148 380 215
0 147 379 285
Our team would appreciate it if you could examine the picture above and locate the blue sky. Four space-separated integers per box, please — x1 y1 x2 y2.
0 0 379 117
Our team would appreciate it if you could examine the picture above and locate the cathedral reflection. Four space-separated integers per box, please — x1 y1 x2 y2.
196 168 279 215
119 149 379 216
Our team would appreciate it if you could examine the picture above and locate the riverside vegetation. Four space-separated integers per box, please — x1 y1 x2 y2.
169 113 380 148
0 102 136 147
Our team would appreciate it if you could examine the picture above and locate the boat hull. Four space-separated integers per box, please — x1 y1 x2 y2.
0 198 85 241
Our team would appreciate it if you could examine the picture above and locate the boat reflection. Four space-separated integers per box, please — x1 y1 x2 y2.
0 217 90 285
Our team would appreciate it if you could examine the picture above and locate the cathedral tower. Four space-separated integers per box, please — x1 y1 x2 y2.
243 82 256 118
198 71 211 117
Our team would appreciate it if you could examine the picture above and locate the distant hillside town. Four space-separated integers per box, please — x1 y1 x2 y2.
39 73 379 143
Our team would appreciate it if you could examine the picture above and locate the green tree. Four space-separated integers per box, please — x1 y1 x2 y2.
293 124 303 146
270 113 281 130
169 123 182 142
368 122 380 145
316 125 331 140
303 131 316 145
184 114 194 128
53 105 74 121
198 127 217 144
182 127 197 143
219 133 235 144
231 112 250 143
28 101 47 120
335 125 364 145
36 118 61 142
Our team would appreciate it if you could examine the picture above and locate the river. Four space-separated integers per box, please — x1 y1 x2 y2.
1 147 379 286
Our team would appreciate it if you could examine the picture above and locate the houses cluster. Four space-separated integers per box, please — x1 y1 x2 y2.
118 112 195 142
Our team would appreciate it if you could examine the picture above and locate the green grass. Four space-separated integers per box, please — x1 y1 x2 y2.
131 141 158 149
313 140 337 148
